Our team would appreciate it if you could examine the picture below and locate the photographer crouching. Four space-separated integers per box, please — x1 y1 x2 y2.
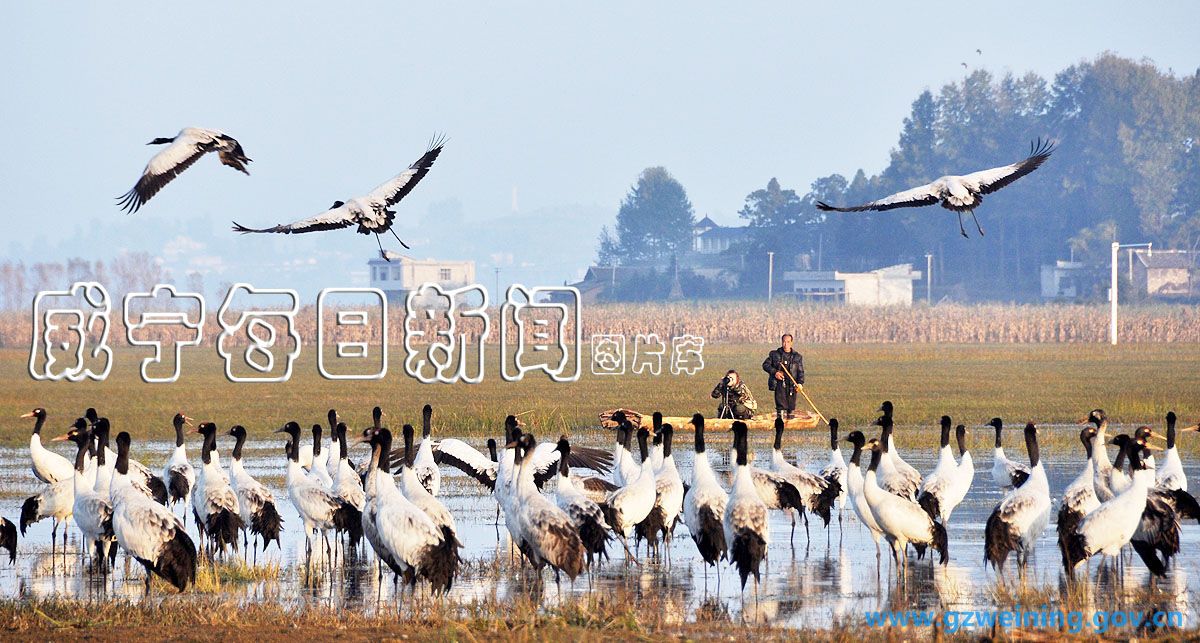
711 369 758 419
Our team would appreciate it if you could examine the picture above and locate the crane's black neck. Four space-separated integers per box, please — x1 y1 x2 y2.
337 423 349 461
32 414 45 436
1166 412 1177 449
1080 429 1093 460
939 418 951 448
955 425 968 457
993 421 1004 448
773 421 784 451
828 420 839 451
232 430 245 461
73 435 89 473
312 425 322 457
487 438 498 463
732 427 748 467
662 425 673 458
422 405 433 439
1024 425 1039 468
848 438 863 467
693 419 706 455
867 445 883 473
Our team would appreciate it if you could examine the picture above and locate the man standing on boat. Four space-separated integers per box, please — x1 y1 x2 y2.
762 333 805 420
712 369 757 419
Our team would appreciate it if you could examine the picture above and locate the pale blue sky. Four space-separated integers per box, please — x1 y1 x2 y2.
3 2 1198 294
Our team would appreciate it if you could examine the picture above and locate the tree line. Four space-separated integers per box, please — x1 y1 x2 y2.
597 54 1200 301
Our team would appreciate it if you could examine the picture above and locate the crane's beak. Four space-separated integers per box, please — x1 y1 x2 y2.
20 412 35 419
1183 423 1200 432
1076 416 1091 425
50 432 70 442
182 415 194 427
1143 443 1164 451
1147 431 1168 442
273 426 288 434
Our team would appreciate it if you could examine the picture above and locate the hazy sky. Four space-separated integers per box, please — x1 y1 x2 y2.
3 2 1198 292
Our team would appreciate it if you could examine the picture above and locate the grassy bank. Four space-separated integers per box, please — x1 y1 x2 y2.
3 343 1199 450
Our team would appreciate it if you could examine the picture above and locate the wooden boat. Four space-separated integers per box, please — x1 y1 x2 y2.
599 408 819 431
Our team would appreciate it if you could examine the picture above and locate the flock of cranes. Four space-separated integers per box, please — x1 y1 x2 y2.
116 127 1054 259
117 127 444 260
7 402 1199 600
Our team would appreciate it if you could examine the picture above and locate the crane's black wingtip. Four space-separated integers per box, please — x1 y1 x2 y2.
231 221 256 234
814 200 836 212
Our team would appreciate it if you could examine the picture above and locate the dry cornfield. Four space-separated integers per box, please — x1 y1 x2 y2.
5 302 1200 349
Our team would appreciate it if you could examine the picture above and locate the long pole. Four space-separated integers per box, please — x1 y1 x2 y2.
925 253 933 305
767 251 775 302
1111 242 1153 345
1110 241 1118 345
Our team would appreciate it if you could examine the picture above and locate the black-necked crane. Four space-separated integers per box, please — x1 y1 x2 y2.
398 424 459 571
861 438 949 576
816 139 1054 237
871 414 920 501
817 418 847 525
56 419 116 574
275 421 359 566
323 409 342 481
640 422 685 563
984 422 1051 575
413 405 441 496
683 414 727 585
1057 426 1102 571
356 426 407 588
553 436 612 568
163 413 195 523
988 417 1030 490
843 431 886 567
918 417 973 526
87 409 168 505
368 426 458 594
109 431 197 594
874 403 921 499
1064 434 1161 578
605 422 657 565
610 412 641 486
232 136 445 260
1084 409 1123 501
191 422 244 558
0 518 14 564
725 421 770 599
509 432 587 586
769 417 840 542
1157 412 1191 491
23 408 72 484
118 127 251 213
331 422 366 516
19 476 73 554
227 425 284 561
308 424 334 489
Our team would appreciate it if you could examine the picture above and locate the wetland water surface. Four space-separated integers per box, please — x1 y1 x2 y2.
1 425 1197 629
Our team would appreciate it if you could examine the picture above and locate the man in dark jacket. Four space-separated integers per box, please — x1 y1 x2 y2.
762 333 805 419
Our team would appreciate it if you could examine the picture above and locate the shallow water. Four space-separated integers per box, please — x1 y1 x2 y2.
2 424 1197 630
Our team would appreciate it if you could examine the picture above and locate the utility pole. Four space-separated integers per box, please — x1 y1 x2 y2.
767 251 775 302
925 253 933 305
1110 241 1152 345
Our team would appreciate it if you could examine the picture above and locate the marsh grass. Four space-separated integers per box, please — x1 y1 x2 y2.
193 559 281 593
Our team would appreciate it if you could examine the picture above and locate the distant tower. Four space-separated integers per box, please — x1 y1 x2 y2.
511 186 519 213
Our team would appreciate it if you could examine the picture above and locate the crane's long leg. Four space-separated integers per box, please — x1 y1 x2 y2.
957 212 968 238
970 210 985 236
375 234 389 261
389 228 412 250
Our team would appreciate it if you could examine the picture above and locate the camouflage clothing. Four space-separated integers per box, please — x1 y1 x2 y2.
712 379 758 419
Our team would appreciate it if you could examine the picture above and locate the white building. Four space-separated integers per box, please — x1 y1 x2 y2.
1040 260 1096 301
782 264 922 306
367 252 476 303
